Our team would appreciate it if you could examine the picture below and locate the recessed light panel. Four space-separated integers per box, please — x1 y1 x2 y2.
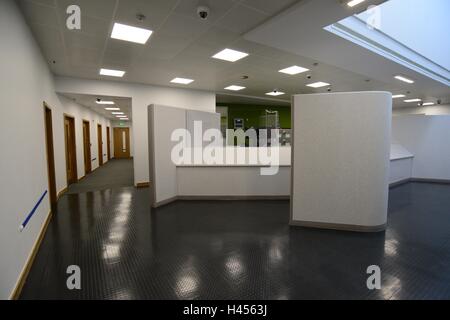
112 112 124 115
392 94 406 99
347 0 366 7
111 23 153 44
212 49 249 62
395 75 414 84
100 68 125 77
306 82 330 88
279 65 309 75
266 91 285 96
170 77 194 85
404 98 422 103
422 102 435 106
224 85 246 91
96 100 115 105
105 107 120 111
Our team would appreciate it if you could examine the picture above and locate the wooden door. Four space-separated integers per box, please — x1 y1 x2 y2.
44 104 57 206
113 127 131 158
64 116 78 184
83 120 91 175
97 124 103 166
106 126 111 161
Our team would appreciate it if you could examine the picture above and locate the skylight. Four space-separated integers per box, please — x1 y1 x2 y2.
324 0 450 87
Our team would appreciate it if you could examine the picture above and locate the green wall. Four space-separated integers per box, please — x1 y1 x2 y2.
217 103 291 129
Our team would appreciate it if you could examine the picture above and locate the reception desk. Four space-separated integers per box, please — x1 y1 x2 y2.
174 146 413 200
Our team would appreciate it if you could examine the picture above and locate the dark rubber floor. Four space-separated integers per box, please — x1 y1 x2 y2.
20 181 450 300
67 159 134 194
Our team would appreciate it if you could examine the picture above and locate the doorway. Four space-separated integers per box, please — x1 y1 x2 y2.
83 120 91 175
106 126 111 161
44 104 57 206
98 124 103 166
64 115 78 185
114 127 131 158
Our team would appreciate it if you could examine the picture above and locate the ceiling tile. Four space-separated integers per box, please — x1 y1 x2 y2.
194 26 240 47
114 0 178 32
240 0 299 15
158 13 210 40
143 34 194 60
103 40 146 66
215 4 269 35
19 0 59 28
69 46 102 67
21 0 56 7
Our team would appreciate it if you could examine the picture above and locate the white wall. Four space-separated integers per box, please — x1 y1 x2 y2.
392 115 450 180
291 92 392 230
0 0 114 299
0 0 56 299
55 77 216 185
393 105 450 116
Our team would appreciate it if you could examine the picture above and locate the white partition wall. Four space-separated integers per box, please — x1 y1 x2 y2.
392 115 450 181
290 92 392 232
149 105 187 206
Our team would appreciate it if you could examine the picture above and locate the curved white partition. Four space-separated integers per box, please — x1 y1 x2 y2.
290 92 392 232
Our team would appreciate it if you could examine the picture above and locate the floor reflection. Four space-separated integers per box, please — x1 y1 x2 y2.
20 183 450 300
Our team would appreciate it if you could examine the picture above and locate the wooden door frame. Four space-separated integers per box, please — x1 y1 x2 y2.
106 126 111 161
97 124 103 166
43 103 57 206
64 114 78 184
82 120 91 175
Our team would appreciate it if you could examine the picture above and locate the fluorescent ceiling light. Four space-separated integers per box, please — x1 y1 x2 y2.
266 91 285 96
105 107 120 111
347 0 366 7
279 65 309 75
111 23 153 44
170 77 194 85
121 118 130 121
395 75 414 84
116 115 127 118
96 100 114 105
422 102 435 106
392 94 406 99
212 49 248 62
306 81 330 88
404 98 422 103
224 85 246 91
112 112 124 115
100 68 125 77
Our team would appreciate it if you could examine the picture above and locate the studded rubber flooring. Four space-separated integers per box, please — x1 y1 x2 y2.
20 182 450 300
67 159 134 194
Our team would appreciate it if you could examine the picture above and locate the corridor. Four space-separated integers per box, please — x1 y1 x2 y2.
67 159 134 194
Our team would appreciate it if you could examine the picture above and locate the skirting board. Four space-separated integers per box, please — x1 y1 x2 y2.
289 220 387 233
178 195 290 201
152 195 289 208
9 210 53 300
390 178 450 189
136 182 150 188
57 187 67 200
